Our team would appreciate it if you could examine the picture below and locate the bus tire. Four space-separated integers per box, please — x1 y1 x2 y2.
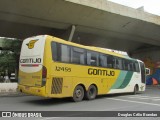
133 85 138 95
72 85 84 102
86 85 97 100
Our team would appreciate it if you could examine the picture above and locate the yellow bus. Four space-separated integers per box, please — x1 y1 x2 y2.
18 35 147 102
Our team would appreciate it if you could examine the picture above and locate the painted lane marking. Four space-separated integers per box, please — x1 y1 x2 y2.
152 99 160 101
128 97 150 99
128 97 160 101
121 95 160 99
134 95 160 99
108 98 160 107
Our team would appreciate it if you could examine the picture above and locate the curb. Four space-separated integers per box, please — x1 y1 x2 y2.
0 83 17 91
146 85 160 89
0 83 30 97
0 83 19 96
0 92 28 97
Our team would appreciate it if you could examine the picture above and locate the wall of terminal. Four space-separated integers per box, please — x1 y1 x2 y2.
132 49 160 74
132 48 160 84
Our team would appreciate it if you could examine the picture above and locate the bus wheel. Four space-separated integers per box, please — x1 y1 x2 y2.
86 85 97 100
72 85 84 102
133 85 138 95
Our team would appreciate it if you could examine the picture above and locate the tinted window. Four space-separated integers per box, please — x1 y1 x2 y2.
51 42 139 72
51 42 61 61
87 51 99 66
107 55 114 68
51 42 58 61
61 44 70 63
123 59 130 71
122 59 140 72
71 47 86 65
114 57 123 69
134 62 140 72
99 54 108 67
51 42 70 63
129 61 134 71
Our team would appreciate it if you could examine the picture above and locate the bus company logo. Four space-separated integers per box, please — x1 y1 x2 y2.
26 40 38 49
2 112 11 117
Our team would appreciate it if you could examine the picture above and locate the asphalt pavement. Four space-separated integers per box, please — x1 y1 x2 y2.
0 86 160 120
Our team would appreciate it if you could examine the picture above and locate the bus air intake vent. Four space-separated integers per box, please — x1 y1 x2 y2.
51 77 63 94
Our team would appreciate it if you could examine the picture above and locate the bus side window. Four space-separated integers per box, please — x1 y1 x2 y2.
60 44 71 63
123 59 129 71
51 42 58 61
51 42 62 62
133 62 136 72
128 61 140 72
99 54 107 67
113 58 116 68
87 51 99 66
115 58 123 69
107 55 114 68
129 62 134 71
133 62 139 72
135 62 140 72
71 47 86 65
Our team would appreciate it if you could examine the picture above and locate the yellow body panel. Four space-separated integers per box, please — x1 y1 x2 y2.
18 85 46 97
19 70 42 86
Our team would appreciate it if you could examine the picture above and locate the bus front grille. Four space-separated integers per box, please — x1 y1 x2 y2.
51 77 63 94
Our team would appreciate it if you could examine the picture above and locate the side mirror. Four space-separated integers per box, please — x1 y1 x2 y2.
145 68 150 75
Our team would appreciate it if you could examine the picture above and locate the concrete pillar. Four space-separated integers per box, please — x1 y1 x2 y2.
68 25 76 42
60 25 76 41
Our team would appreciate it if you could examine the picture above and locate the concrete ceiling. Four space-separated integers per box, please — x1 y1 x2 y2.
0 0 160 53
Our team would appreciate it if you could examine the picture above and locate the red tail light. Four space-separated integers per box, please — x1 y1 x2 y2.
42 66 47 78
